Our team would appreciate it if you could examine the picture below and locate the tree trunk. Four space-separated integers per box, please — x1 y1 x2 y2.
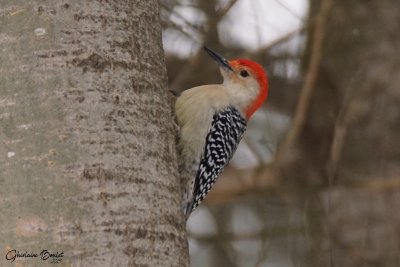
0 1 189 266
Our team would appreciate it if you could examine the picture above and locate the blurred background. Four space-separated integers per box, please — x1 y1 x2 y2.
160 0 400 266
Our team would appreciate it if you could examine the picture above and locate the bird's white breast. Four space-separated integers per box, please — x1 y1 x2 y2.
175 85 234 161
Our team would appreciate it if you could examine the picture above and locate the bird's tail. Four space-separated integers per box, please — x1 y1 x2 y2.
179 160 197 221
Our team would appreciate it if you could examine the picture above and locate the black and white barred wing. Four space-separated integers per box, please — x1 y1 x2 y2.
185 107 247 216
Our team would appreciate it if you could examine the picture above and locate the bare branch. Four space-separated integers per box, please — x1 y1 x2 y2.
189 225 304 242
275 0 333 162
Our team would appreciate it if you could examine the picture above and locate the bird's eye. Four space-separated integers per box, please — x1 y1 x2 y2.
240 70 249 77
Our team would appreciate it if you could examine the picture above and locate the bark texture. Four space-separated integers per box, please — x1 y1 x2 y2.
0 1 189 266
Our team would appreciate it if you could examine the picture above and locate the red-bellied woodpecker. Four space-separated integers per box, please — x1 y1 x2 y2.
176 47 269 219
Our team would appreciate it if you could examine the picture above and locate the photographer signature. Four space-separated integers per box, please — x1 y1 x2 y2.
5 249 64 264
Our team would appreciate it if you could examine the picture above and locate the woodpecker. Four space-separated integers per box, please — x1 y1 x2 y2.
176 47 269 219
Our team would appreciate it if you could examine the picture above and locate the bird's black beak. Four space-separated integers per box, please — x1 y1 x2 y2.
204 46 233 72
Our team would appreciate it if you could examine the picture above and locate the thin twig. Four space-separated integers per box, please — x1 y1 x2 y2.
159 2 205 34
216 0 238 19
275 0 305 21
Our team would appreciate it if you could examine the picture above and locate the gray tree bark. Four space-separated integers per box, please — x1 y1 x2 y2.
0 1 189 266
